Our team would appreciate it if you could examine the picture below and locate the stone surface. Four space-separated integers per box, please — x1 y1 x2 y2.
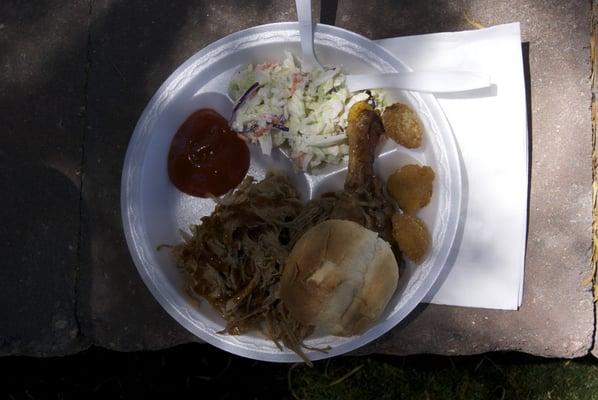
1 0 594 357
0 0 90 355
80 0 303 350
82 0 593 356
345 0 594 358
591 1 598 359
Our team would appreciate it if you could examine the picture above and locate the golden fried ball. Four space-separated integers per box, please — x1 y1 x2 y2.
387 164 435 215
391 213 430 264
382 102 423 148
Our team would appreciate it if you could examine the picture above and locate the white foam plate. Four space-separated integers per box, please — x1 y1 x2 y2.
121 22 462 363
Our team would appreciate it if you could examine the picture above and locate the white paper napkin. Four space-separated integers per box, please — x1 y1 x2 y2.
376 23 528 310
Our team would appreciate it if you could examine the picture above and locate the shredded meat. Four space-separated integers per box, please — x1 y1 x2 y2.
172 174 313 362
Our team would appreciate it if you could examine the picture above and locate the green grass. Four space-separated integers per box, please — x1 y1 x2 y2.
290 354 598 400
5 346 598 399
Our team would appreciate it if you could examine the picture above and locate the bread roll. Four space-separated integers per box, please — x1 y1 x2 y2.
280 219 399 336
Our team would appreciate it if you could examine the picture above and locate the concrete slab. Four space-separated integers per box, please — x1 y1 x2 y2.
82 0 593 357
0 0 90 355
3 0 592 357
81 0 301 350
341 0 594 358
591 1 598 359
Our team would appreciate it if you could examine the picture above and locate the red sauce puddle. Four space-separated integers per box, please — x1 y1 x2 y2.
168 109 249 197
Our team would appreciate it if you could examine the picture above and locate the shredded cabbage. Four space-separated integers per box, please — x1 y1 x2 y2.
229 52 386 170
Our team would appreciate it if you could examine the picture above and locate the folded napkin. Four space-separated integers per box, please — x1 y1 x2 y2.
376 23 528 310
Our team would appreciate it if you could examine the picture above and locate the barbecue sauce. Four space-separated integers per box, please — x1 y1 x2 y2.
168 109 249 197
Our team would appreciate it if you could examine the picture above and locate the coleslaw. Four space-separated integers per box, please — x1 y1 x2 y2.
228 52 386 170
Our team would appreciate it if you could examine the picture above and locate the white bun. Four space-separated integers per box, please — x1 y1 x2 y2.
280 219 399 336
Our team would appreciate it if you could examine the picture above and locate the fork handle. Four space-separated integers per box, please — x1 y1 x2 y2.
295 0 319 69
346 72 492 93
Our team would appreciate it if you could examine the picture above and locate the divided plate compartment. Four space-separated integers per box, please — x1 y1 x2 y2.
122 22 462 362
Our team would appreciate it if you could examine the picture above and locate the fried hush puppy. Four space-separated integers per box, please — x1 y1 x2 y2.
391 213 430 264
387 164 435 264
387 164 435 215
382 102 423 148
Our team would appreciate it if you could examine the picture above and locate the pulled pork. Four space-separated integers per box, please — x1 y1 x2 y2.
172 174 313 361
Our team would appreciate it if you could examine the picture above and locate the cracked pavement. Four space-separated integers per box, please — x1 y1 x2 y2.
0 0 594 358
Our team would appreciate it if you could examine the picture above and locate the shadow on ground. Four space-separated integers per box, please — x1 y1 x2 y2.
3 345 598 399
